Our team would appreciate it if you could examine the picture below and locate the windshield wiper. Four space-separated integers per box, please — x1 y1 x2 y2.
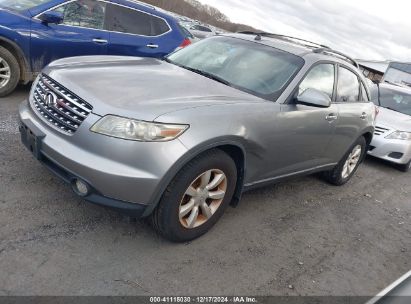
164 59 232 87
184 67 232 87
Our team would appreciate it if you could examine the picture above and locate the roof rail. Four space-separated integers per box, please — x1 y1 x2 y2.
238 31 359 69
237 31 331 49
128 0 156 10
313 48 359 69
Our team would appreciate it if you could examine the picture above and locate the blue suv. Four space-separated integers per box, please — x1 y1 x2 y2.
0 0 190 96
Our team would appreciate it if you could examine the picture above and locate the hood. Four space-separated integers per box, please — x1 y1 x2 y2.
376 106 411 132
44 56 262 121
0 9 31 25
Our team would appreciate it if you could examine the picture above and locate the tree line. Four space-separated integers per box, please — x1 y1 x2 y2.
141 0 258 32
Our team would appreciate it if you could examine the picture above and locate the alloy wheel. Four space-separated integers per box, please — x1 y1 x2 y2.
179 169 227 229
342 145 362 179
0 57 11 89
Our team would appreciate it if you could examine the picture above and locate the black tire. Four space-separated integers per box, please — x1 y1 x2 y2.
323 136 367 186
151 149 237 242
0 46 20 98
398 160 411 173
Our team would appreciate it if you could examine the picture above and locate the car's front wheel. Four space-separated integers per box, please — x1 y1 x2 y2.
151 149 237 242
323 136 367 186
0 46 20 98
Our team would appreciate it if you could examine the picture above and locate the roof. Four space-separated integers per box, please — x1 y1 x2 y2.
228 33 311 56
228 32 359 68
357 60 389 74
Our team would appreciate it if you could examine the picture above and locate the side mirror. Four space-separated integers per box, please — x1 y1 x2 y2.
297 88 331 108
38 11 63 25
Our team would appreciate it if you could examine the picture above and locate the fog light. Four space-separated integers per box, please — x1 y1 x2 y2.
73 179 90 196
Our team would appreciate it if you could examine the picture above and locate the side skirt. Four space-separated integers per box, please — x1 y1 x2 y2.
242 163 337 192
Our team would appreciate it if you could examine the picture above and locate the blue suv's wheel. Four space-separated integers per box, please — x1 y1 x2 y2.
0 46 20 97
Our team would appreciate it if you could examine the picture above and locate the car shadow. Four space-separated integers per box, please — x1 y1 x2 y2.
364 155 402 172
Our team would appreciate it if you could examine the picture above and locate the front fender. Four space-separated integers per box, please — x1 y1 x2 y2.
0 11 32 81
142 136 247 217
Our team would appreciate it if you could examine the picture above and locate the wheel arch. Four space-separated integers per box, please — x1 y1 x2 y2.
362 131 373 146
142 139 247 217
0 37 31 83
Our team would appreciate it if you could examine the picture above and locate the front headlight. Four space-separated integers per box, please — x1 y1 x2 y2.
385 131 411 140
90 115 189 142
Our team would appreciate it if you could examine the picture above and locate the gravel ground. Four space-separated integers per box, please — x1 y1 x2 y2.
0 86 410 296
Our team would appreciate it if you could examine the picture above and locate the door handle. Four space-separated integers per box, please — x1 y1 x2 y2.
146 43 159 49
92 38 108 44
360 112 367 120
326 113 338 122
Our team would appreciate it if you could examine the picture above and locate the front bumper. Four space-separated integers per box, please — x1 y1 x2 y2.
19 100 188 217
368 133 411 165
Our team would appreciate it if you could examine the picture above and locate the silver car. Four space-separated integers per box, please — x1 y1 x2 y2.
368 83 411 172
188 24 216 39
19 33 375 241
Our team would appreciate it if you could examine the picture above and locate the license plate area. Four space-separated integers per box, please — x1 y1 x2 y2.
19 122 45 160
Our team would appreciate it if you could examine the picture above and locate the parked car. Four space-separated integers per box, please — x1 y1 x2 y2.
188 24 216 39
0 0 190 97
368 83 411 172
19 33 375 242
178 22 199 45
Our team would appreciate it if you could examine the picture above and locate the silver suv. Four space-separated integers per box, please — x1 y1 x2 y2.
19 33 375 242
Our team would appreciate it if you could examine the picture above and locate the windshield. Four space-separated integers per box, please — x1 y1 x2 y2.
0 0 49 11
379 87 411 116
384 67 411 88
166 36 304 100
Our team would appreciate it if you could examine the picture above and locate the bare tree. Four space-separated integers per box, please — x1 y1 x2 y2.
142 0 259 32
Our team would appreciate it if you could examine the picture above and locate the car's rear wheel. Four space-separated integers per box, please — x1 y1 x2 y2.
398 160 411 173
151 149 237 242
0 46 20 98
323 136 367 186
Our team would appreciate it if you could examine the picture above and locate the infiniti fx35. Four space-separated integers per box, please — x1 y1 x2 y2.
19 33 376 241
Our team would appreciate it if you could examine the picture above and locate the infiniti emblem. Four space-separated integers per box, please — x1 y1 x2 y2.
45 92 57 108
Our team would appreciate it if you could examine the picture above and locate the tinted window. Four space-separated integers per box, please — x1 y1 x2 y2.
51 0 106 29
105 4 169 36
379 87 411 116
337 67 360 102
167 36 304 100
151 16 170 35
299 64 335 98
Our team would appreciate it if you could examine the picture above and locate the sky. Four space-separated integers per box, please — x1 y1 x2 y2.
196 0 411 62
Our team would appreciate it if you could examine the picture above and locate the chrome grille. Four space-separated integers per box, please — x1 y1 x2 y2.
31 74 93 134
374 125 390 136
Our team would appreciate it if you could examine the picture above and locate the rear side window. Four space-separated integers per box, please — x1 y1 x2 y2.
337 67 360 102
105 4 170 36
299 64 335 99
50 0 106 29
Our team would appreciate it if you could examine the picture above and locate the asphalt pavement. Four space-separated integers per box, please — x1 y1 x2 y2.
1 86 410 296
